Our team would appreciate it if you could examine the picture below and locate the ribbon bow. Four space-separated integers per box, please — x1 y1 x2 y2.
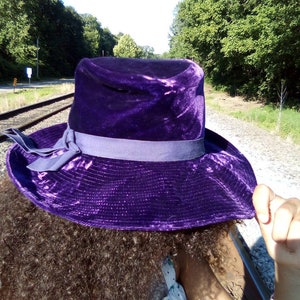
4 127 81 172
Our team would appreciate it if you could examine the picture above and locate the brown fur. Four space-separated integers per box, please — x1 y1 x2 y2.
0 177 234 299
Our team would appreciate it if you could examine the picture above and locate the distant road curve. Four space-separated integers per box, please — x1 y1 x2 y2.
0 78 74 93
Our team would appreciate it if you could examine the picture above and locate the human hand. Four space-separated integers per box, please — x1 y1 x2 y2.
252 184 300 268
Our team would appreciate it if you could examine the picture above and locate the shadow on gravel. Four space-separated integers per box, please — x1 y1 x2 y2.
250 237 274 298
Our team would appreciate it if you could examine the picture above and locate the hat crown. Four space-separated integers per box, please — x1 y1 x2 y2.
69 57 205 141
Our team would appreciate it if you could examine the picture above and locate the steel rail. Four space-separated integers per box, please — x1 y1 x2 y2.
0 93 73 142
0 92 74 120
230 226 271 300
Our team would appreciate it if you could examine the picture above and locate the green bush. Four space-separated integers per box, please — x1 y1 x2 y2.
231 105 300 144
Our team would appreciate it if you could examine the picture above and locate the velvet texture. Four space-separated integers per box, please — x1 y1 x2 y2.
69 58 205 141
6 57 257 230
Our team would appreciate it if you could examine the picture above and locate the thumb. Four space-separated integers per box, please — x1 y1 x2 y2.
252 184 275 224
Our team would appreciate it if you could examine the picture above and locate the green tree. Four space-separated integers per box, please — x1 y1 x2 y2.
0 0 35 78
140 46 156 59
170 0 233 73
222 0 300 100
58 6 87 75
113 34 143 58
170 0 300 102
81 14 101 57
100 28 117 57
0 0 119 79
81 15 117 57
24 0 87 76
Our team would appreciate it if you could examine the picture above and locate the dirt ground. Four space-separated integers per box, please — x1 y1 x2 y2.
204 84 263 114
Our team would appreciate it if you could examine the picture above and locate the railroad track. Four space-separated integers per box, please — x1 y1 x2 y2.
230 227 271 299
0 93 74 142
0 92 271 299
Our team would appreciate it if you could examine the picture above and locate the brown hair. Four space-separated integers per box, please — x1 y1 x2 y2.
0 177 234 299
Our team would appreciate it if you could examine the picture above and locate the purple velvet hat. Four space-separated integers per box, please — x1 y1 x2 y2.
4 57 256 230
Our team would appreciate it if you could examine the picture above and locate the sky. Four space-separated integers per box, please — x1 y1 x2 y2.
62 0 180 54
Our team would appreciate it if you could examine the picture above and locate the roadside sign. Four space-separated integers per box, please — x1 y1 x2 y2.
26 67 32 84
26 67 32 78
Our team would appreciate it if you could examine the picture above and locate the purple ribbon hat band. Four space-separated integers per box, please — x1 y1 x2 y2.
4 127 205 172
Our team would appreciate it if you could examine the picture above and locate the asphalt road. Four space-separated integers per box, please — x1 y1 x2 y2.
0 79 74 94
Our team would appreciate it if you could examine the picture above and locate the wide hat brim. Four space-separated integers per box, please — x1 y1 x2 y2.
6 123 256 231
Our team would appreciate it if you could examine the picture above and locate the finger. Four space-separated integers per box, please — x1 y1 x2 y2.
274 215 300 267
272 202 294 242
252 184 275 223
273 199 300 241
287 217 300 252
282 199 300 252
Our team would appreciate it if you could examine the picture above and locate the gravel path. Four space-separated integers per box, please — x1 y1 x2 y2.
1 104 300 295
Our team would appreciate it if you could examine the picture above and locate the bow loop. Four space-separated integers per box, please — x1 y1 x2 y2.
4 128 56 156
4 127 81 172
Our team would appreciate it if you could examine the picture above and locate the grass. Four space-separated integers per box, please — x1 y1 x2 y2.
205 84 300 144
205 83 300 145
0 83 74 113
231 105 300 144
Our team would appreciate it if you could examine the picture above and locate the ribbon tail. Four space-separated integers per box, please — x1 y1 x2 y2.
28 149 79 172
3 128 57 156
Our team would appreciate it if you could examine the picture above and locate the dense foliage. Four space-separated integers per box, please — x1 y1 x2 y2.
0 0 117 80
112 34 157 59
170 0 300 103
0 0 160 81
113 34 143 58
